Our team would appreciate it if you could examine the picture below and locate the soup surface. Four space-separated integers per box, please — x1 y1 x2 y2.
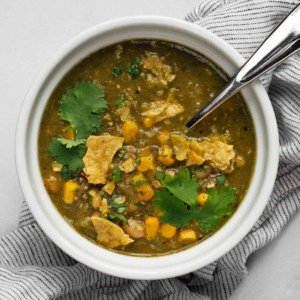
39 40 255 255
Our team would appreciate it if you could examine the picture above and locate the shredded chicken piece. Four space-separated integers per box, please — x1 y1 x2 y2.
83 135 124 184
119 157 136 173
170 134 190 161
141 52 176 86
91 216 133 248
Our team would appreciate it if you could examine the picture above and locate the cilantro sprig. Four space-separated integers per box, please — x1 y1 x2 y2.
59 82 107 139
154 168 236 232
196 186 236 232
48 136 87 179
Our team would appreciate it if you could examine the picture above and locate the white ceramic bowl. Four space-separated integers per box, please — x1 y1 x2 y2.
15 16 279 280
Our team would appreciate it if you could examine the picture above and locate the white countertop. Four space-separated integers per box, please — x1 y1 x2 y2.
1 1 300 299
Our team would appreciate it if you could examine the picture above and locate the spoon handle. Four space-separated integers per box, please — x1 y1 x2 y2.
186 3 300 129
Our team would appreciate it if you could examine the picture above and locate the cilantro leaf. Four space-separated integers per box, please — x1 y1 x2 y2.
134 157 141 165
56 137 85 148
48 137 87 179
59 82 107 139
154 189 194 227
154 181 236 231
112 66 122 77
216 175 225 186
159 168 198 208
196 186 236 232
128 57 141 79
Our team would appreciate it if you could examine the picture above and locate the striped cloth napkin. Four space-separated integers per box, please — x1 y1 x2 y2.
2 0 300 299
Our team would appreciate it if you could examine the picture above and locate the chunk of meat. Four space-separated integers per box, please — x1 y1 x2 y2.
170 134 190 161
119 157 136 173
141 52 176 86
83 135 124 184
91 216 133 248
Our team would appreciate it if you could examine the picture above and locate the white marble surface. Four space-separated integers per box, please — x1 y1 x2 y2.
1 1 300 299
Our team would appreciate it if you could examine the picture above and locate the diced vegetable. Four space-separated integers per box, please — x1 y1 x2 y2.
63 181 78 204
136 154 156 173
197 193 208 206
160 223 177 239
178 229 197 244
142 117 154 128
145 217 160 241
132 173 155 202
122 120 139 143
158 145 175 166
156 130 169 145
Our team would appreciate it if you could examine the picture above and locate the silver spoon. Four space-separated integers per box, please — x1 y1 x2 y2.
186 3 300 130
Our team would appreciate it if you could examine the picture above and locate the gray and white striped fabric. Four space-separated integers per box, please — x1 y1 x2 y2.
2 0 300 299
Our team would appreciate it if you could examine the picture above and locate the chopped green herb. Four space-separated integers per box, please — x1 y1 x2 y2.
59 82 107 139
155 171 165 181
216 175 225 186
132 180 148 187
112 66 121 77
108 213 128 223
116 146 126 158
134 202 144 208
115 95 124 108
135 157 141 165
112 167 122 183
128 57 141 79
48 136 87 179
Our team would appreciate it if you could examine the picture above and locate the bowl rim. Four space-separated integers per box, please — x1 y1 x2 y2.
15 16 279 280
